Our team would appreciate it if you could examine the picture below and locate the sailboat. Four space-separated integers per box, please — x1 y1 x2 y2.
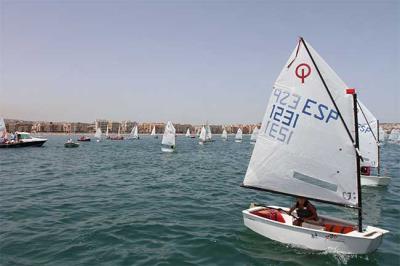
388 128 400 143
221 128 228 141
241 37 388 254
111 125 124 140
94 127 102 142
235 128 243 143
150 126 158 139
161 121 176 152
357 101 391 186
205 124 213 142
185 128 191 137
199 126 207 145
106 125 110 139
130 125 139 139
250 127 259 144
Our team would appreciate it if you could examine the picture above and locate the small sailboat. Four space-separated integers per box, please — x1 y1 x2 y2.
250 127 259 144
235 128 243 143
198 126 207 145
388 128 400 143
110 125 124 140
221 128 228 141
185 128 191 137
242 37 388 254
150 126 158 139
205 124 213 142
130 125 139 139
77 136 91 142
106 125 110 139
357 101 391 186
94 128 102 142
161 121 176 152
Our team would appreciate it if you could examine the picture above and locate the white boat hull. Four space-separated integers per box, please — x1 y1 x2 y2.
250 141 256 145
235 139 242 143
243 206 388 254
161 147 174 153
361 175 391 186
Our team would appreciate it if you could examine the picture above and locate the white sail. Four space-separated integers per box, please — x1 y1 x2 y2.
250 127 259 142
357 101 379 167
221 128 228 139
151 126 156 136
0 118 6 137
162 121 176 146
199 126 206 142
106 125 109 137
235 128 243 140
131 125 138 138
206 125 212 140
243 39 358 206
185 128 191 137
94 128 102 139
379 127 386 142
388 129 400 141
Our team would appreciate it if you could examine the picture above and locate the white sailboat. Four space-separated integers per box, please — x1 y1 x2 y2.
235 128 243 143
242 37 388 254
357 101 391 186
206 125 212 142
388 128 400 143
185 128 191 137
221 128 228 141
94 127 102 142
250 127 259 144
106 125 110 139
131 125 139 139
161 121 176 152
199 126 207 145
150 126 158 139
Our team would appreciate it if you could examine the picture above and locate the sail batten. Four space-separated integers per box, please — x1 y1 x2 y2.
243 38 358 207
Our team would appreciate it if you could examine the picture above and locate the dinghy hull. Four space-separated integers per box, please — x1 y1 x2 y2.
361 175 391 186
161 147 174 153
235 139 242 143
243 206 387 254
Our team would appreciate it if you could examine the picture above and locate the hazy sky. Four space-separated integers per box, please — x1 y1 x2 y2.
1 0 399 123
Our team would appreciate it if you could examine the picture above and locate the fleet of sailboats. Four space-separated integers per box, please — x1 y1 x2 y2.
241 37 388 254
161 121 176 152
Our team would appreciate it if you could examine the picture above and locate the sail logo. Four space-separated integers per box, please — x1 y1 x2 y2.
295 63 311 84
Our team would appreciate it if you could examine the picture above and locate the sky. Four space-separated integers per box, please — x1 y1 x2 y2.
0 0 399 124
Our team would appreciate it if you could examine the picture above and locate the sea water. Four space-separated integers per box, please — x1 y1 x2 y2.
0 135 399 265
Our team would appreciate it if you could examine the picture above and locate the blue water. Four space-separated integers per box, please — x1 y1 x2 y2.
0 135 399 265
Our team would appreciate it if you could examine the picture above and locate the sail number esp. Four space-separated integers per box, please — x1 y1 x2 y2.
263 88 339 144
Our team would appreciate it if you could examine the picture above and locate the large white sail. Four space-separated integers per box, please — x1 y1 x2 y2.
0 118 7 139
235 128 243 140
221 128 228 139
199 126 206 142
357 101 379 167
250 127 259 142
94 128 102 139
106 125 109 137
206 125 212 140
151 126 156 136
185 128 191 137
162 121 176 146
131 125 138 138
243 39 358 207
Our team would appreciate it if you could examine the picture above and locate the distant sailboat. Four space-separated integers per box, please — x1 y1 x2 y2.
221 128 228 141
206 125 212 142
106 125 110 139
357 101 390 186
111 125 124 140
235 128 243 143
131 125 139 139
161 121 176 152
241 37 388 254
94 128 102 142
151 126 158 139
199 126 206 145
250 127 259 144
185 128 191 137
388 128 400 143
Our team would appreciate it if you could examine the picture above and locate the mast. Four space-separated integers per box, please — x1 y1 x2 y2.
352 91 363 232
377 120 381 175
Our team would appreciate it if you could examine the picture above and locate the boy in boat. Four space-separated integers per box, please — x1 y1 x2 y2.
288 197 318 226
